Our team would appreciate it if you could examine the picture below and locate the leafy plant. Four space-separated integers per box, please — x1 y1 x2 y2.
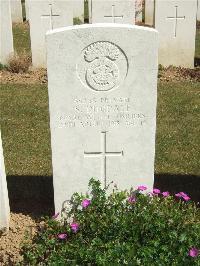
22 179 200 265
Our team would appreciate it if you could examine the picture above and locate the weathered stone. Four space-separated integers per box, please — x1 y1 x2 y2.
0 130 10 232
0 0 14 64
155 0 197 68
47 24 158 212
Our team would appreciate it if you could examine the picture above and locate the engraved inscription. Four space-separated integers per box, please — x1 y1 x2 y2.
57 97 148 129
77 42 128 91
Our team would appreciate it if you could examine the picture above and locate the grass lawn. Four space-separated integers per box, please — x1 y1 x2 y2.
0 81 199 177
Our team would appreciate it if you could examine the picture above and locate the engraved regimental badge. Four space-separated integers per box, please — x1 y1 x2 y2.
77 41 128 92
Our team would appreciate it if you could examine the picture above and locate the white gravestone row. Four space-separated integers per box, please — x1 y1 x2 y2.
155 0 197 68
10 0 23 23
46 24 158 213
29 0 73 68
89 0 135 24
0 130 10 232
0 0 14 65
145 0 154 26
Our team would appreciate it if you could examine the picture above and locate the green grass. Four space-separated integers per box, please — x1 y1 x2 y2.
12 23 31 54
0 84 52 176
0 81 199 177
155 81 200 175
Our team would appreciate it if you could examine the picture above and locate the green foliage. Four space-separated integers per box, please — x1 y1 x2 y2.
73 17 83 25
22 179 200 265
0 63 7 70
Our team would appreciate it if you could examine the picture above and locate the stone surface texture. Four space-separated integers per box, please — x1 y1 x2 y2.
135 0 143 22
47 24 158 213
89 0 135 24
197 0 200 20
0 130 10 232
145 0 154 25
29 0 73 68
155 0 197 68
0 0 14 64
10 0 23 22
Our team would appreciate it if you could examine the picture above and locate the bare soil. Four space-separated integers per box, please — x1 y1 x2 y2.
0 213 38 265
0 66 199 85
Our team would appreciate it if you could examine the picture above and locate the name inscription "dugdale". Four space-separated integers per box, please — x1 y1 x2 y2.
57 97 148 128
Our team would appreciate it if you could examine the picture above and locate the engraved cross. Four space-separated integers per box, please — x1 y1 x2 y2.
166 6 185 37
41 4 60 30
84 131 123 188
104 5 124 23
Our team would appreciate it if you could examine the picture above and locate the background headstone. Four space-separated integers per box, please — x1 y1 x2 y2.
155 0 197 68
10 0 23 23
0 130 10 232
145 0 154 26
72 0 84 23
29 0 73 68
25 0 29 20
89 0 135 24
135 0 143 22
197 0 200 20
0 0 14 65
47 24 158 212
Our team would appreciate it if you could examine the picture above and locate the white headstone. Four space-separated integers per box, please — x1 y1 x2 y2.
73 0 84 23
89 0 135 24
135 0 143 22
197 0 200 20
155 0 197 68
46 24 158 212
25 0 29 20
10 0 23 23
0 130 10 232
145 0 154 26
0 0 14 65
29 0 73 68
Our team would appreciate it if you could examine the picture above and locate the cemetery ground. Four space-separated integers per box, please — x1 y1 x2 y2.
0 22 200 264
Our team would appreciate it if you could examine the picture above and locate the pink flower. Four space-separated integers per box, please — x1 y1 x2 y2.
175 192 190 201
137 185 147 191
70 222 79 233
128 196 136 203
175 193 182 198
52 212 59 219
153 188 160 194
182 195 191 201
57 233 67 240
162 191 170 197
179 192 189 197
82 199 91 208
189 247 199 257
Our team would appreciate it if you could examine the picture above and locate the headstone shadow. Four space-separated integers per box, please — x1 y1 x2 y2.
154 174 200 203
6 173 200 217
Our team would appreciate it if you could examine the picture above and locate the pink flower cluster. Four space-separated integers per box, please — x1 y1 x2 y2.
70 222 79 233
189 247 199 257
175 192 191 201
128 196 136 203
82 198 91 208
137 185 170 198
